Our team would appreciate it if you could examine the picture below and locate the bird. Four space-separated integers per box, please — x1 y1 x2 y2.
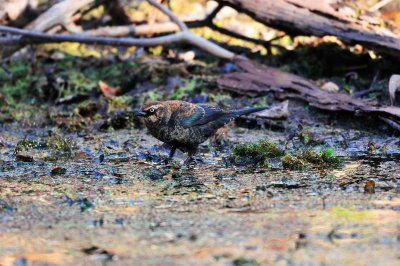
134 100 269 164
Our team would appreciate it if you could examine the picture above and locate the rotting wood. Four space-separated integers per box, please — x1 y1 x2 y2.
217 57 400 130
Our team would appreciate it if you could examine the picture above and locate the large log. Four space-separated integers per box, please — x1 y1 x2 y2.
218 58 400 131
220 0 400 57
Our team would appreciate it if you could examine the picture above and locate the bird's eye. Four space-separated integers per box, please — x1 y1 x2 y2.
149 108 155 113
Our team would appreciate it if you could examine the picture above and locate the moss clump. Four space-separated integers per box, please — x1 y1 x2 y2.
300 148 341 167
47 133 71 153
281 154 307 170
74 100 100 118
232 140 283 167
233 140 283 159
170 79 197 100
15 138 43 153
107 96 133 112
232 140 283 166
232 140 341 170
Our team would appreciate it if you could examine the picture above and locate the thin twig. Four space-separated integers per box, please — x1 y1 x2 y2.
368 0 394 12
147 0 188 31
0 25 186 46
204 3 224 23
186 3 285 50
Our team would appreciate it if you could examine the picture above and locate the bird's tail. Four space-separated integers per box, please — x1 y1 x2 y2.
233 106 269 117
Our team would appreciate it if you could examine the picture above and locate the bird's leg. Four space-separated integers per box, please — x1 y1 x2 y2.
184 149 197 165
164 147 176 164
184 155 194 165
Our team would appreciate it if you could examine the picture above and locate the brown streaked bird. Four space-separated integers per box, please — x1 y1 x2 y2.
135 100 269 164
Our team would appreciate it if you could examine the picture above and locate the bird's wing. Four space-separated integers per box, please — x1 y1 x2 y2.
178 104 229 128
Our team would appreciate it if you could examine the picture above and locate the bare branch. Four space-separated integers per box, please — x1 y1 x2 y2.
83 3 282 50
0 0 237 60
27 0 94 32
0 25 236 60
84 23 179 37
147 0 188 31
0 25 185 46
204 3 224 23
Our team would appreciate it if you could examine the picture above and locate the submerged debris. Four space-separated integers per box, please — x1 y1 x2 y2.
141 168 169 181
81 246 116 261
232 257 260 266
51 166 67 176
15 154 34 162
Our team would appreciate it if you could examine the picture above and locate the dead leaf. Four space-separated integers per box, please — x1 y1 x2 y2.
364 180 375 194
99 80 121 98
388 74 400 105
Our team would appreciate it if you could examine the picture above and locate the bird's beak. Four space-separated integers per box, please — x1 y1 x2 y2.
134 110 146 117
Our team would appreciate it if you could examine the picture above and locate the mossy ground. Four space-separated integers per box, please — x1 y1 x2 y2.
231 140 341 170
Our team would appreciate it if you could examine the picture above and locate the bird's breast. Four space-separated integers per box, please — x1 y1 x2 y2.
147 124 204 145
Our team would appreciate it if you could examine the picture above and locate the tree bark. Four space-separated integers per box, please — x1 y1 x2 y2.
220 0 400 58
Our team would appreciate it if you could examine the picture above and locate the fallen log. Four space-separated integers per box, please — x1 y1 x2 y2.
219 0 400 58
218 57 400 130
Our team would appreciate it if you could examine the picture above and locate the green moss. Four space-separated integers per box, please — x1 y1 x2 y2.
74 100 100 118
47 133 71 153
300 148 341 167
107 96 133 112
232 140 341 170
0 56 139 108
232 140 283 165
137 90 163 106
233 140 283 159
171 79 197 100
281 154 307 170
15 138 42 153
0 61 34 106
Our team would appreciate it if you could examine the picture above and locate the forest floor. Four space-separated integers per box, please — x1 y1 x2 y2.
1 12 400 262
1 95 399 265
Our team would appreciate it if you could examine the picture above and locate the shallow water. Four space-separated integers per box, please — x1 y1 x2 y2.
0 124 399 266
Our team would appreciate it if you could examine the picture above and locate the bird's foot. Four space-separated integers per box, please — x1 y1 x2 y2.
184 157 194 166
164 147 176 165
183 156 204 166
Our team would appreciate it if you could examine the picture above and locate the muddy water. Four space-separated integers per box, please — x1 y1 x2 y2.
0 126 399 266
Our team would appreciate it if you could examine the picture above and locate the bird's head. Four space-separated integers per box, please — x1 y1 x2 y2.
135 101 168 127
